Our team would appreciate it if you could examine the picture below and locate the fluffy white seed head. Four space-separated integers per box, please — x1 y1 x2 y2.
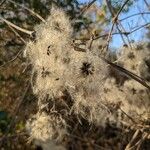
118 43 150 80
122 80 150 118
66 50 109 124
25 6 150 149
25 6 73 97
25 6 109 124
26 112 67 142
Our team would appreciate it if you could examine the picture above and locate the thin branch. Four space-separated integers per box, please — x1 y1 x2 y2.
7 0 46 22
117 22 132 49
101 57 150 90
105 0 115 17
0 49 23 69
138 7 148 23
125 130 140 150
143 0 150 8
120 12 150 22
125 131 149 150
77 0 97 18
116 0 130 18
76 22 150 41
105 0 130 51
104 22 115 52
0 15 34 35
119 108 137 124
8 25 26 44
129 22 150 34
0 0 6 6
94 31 129 40
137 133 149 150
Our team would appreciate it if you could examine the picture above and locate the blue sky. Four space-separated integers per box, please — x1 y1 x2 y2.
78 0 150 48
111 0 150 48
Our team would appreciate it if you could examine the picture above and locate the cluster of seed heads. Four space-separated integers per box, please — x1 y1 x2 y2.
25 6 150 150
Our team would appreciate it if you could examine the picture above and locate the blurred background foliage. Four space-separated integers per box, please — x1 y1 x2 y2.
0 0 150 149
